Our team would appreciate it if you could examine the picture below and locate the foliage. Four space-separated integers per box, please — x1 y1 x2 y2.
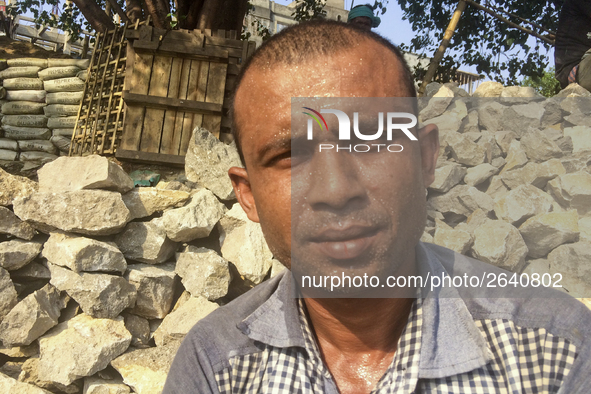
8 0 93 42
292 0 327 22
396 0 563 85
521 67 561 97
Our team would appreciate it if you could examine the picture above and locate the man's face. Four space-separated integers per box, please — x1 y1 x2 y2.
350 16 373 31
230 40 438 294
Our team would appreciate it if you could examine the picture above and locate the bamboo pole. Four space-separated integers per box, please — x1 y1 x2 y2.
418 0 467 96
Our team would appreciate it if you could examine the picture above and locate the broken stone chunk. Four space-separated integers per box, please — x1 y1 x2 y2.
37 155 134 193
471 219 528 272
37 314 131 386
13 190 131 236
519 211 579 258
42 232 126 274
122 187 190 220
48 263 136 319
0 239 42 271
176 247 231 300
0 284 66 347
0 206 35 240
0 168 38 206
126 263 177 319
114 219 178 264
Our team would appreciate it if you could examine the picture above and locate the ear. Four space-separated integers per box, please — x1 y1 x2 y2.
228 166 260 223
417 123 439 188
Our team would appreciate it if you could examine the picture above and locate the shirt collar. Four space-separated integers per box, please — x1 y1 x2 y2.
238 241 493 379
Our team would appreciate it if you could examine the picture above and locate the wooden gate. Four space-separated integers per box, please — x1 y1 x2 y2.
116 26 255 165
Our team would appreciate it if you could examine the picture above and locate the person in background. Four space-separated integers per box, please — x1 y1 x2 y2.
347 4 381 31
554 0 591 91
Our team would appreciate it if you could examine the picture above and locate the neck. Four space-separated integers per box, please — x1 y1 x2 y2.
303 297 414 354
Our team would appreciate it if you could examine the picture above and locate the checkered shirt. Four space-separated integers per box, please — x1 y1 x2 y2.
212 296 578 393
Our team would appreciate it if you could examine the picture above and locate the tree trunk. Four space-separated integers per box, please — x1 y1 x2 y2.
144 0 171 29
177 0 204 29
189 0 248 31
71 0 115 32
126 0 144 23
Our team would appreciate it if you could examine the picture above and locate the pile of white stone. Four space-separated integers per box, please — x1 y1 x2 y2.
0 57 89 167
0 128 281 393
422 81 591 296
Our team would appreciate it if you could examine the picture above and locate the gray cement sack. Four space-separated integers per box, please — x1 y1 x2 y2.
18 139 58 154
5 90 46 103
0 148 18 161
48 59 90 69
2 125 51 140
39 66 81 81
2 115 48 128
47 116 77 129
2 101 46 115
0 67 42 79
7 58 48 68
2 78 44 90
50 135 71 153
46 91 84 105
19 151 58 163
51 128 74 137
76 70 88 81
0 138 18 151
44 77 85 93
44 104 79 117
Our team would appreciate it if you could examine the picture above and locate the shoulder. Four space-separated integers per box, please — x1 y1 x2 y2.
423 242 591 343
162 272 286 394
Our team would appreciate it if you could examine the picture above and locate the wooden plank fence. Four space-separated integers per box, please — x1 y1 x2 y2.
69 23 255 165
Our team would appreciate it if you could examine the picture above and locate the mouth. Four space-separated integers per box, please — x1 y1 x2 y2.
308 224 381 260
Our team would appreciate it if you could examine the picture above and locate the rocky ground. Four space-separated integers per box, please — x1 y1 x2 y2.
0 80 590 393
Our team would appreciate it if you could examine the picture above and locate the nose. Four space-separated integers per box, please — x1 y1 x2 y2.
305 149 367 213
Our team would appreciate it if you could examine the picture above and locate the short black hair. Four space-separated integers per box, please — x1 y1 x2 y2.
231 19 417 165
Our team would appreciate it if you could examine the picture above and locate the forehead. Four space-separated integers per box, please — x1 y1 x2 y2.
233 40 407 164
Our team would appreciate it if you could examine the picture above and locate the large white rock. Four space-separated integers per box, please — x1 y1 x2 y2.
176 247 232 300
114 218 178 264
110 341 180 394
162 188 226 242
457 186 495 215
185 127 242 200
446 132 486 166
48 263 137 319
500 140 528 174
477 101 507 131
0 372 51 394
0 239 42 271
433 220 473 254
494 185 553 226
564 126 591 153
122 187 190 220
0 168 37 206
429 164 466 193
218 204 274 284
13 190 131 236
548 242 591 297
153 296 218 347
419 87 454 121
126 263 177 319
37 314 131 386
546 171 591 216
471 219 528 272
0 284 66 347
37 155 133 193
520 129 563 162
473 81 504 97
19 356 83 394
499 102 543 138
83 376 130 394
0 267 18 322
0 206 35 240
464 163 498 186
42 232 126 274
519 211 580 258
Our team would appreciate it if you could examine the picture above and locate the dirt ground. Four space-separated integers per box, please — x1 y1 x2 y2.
0 35 73 59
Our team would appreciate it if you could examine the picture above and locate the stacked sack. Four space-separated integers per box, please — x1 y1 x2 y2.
0 58 89 166
0 129 281 393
